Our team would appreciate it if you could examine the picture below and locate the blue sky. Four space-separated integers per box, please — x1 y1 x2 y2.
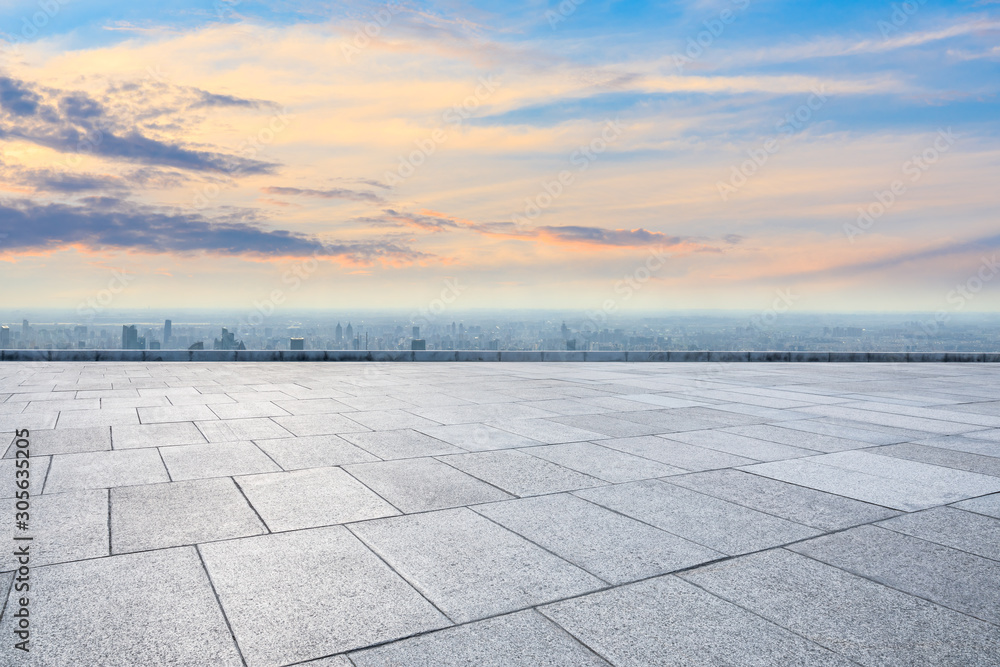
1 0 998 313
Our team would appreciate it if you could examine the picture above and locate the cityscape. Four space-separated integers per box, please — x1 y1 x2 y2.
3 310 999 353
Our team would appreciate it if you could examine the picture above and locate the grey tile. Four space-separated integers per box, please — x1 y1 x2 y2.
669 469 899 531
440 450 604 497
208 401 291 419
476 494 722 584
877 506 1000 561
345 458 512 513
790 525 1000 624
0 547 243 665
111 421 207 449
271 413 371 436
552 414 669 437
0 453 49 495
196 417 293 442
869 442 1000 477
159 441 280 481
271 398 352 415
350 508 603 623
56 407 139 428
487 418 607 444
663 429 817 462
350 610 610 667
722 428 862 456
416 423 542 451
777 419 912 445
345 409 442 430
2 426 110 457
199 526 449 666
410 403 557 425
742 451 1000 511
600 435 756 471
952 493 1000 518
45 448 169 492
911 435 1000 457
526 441 685 482
342 429 464 459
111 477 266 553
576 479 819 555
681 549 1000 667
581 409 720 433
254 434 378 470
23 398 100 412
0 489 108 569
138 404 218 423
540 575 853 667
237 466 399 531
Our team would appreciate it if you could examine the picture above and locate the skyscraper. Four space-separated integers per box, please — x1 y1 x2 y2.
164 319 172 346
121 325 145 350
0 326 9 348
345 322 353 340
335 322 343 342
290 337 305 350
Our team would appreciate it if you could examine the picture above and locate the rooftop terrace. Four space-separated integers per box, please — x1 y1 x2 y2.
2 361 999 665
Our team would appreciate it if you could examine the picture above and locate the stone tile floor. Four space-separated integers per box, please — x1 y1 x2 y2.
1 361 999 666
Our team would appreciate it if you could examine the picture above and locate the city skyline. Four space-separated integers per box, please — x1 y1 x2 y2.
1 1 998 312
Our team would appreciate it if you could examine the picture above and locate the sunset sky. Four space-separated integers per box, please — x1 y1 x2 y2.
1 0 998 314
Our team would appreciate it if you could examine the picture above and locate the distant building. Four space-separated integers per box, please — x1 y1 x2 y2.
0 326 9 348
412 326 420 338
290 337 305 351
411 339 426 351
149 341 161 350
345 322 353 340
121 325 145 350
164 320 172 346
213 328 244 351
189 341 204 350
335 322 343 342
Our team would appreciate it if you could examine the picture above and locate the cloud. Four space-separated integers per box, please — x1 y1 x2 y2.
0 199 428 265
189 90 273 110
0 73 278 175
261 186 384 203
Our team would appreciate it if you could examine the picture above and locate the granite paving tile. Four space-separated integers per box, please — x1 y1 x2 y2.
2 426 110 457
524 441 685 482
951 493 1000 518
662 429 817 461
539 575 853 667
159 441 281 481
343 409 442 431
576 479 819 554
485 418 607 444
208 401 291 420
789 524 1000 624
138 404 218 423
345 457 512 513
56 407 139 428
599 435 757 471
0 547 244 666
475 493 722 584
868 442 1000 477
111 421 207 449
552 414 672 437
681 549 1000 666
349 610 611 667
45 448 168 492
669 469 899 531
350 508 604 623
111 477 266 553
440 449 605 497
742 451 1000 511
342 429 465 459
199 526 450 666
271 413 371 436
415 423 542 451
236 466 399 531
253 434 378 470
876 506 1000 561
195 417 293 442
721 424 871 453
0 489 108 569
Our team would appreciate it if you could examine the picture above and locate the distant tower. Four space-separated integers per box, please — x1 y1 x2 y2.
0 326 9 348
22 320 29 339
345 322 353 340
335 322 343 342
122 325 137 350
290 337 305 351
164 319 172 346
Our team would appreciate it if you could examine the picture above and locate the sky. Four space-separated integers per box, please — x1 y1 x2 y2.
1 0 999 317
